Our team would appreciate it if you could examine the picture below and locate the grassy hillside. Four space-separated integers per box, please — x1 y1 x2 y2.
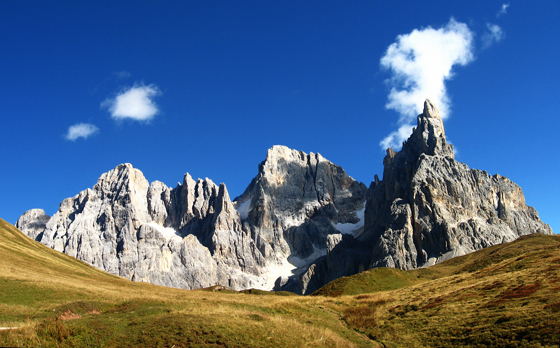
316 234 560 347
0 219 376 347
1 217 559 347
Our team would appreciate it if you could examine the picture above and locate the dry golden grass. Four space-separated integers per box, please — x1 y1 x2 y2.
331 234 560 347
0 218 376 347
1 217 558 347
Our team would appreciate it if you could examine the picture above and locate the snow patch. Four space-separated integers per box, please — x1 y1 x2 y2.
256 246 328 291
333 207 365 234
235 199 252 219
259 259 298 291
288 247 327 268
146 222 181 241
281 213 306 229
279 202 319 228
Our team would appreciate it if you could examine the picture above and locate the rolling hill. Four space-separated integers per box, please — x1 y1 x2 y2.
315 233 560 347
1 218 559 347
0 218 375 347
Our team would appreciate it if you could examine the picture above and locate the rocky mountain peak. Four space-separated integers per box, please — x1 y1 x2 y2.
423 98 440 118
94 163 150 209
265 145 305 162
96 163 147 187
381 100 454 186
237 146 366 226
295 100 553 294
15 112 552 295
363 99 552 270
233 145 368 293
400 99 454 160
258 146 322 187
16 163 270 290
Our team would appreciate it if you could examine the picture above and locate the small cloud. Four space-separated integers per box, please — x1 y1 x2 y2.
380 124 415 151
497 3 510 18
482 23 504 49
379 18 475 149
102 83 161 121
114 71 131 79
65 123 99 141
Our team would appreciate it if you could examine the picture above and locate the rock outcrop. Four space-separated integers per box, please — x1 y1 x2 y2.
364 100 552 269
299 100 553 293
15 209 50 241
18 164 265 289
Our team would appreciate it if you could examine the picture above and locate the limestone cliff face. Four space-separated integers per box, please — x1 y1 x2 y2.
15 209 50 241
18 164 265 290
16 148 367 292
298 100 553 294
16 102 552 294
363 100 552 269
233 145 368 291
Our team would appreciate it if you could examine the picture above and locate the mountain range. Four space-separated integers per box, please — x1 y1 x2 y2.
16 100 553 294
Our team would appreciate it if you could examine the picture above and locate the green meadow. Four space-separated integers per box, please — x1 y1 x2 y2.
1 218 558 347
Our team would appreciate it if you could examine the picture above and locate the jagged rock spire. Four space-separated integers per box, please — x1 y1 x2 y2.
401 99 454 159
361 99 552 272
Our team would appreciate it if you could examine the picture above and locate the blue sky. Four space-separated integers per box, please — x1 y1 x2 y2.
1 1 558 234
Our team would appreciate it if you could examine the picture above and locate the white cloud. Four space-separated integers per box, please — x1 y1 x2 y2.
497 3 510 18
380 124 414 151
482 23 504 49
379 18 474 149
66 123 99 141
102 84 161 121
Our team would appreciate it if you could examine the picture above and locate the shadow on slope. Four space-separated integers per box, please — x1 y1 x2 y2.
314 233 560 296
313 233 560 347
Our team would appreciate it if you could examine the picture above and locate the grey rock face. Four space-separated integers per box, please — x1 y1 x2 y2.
234 145 368 291
15 209 50 241
297 100 552 294
19 164 266 290
363 100 553 269
16 102 552 294
17 148 367 292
